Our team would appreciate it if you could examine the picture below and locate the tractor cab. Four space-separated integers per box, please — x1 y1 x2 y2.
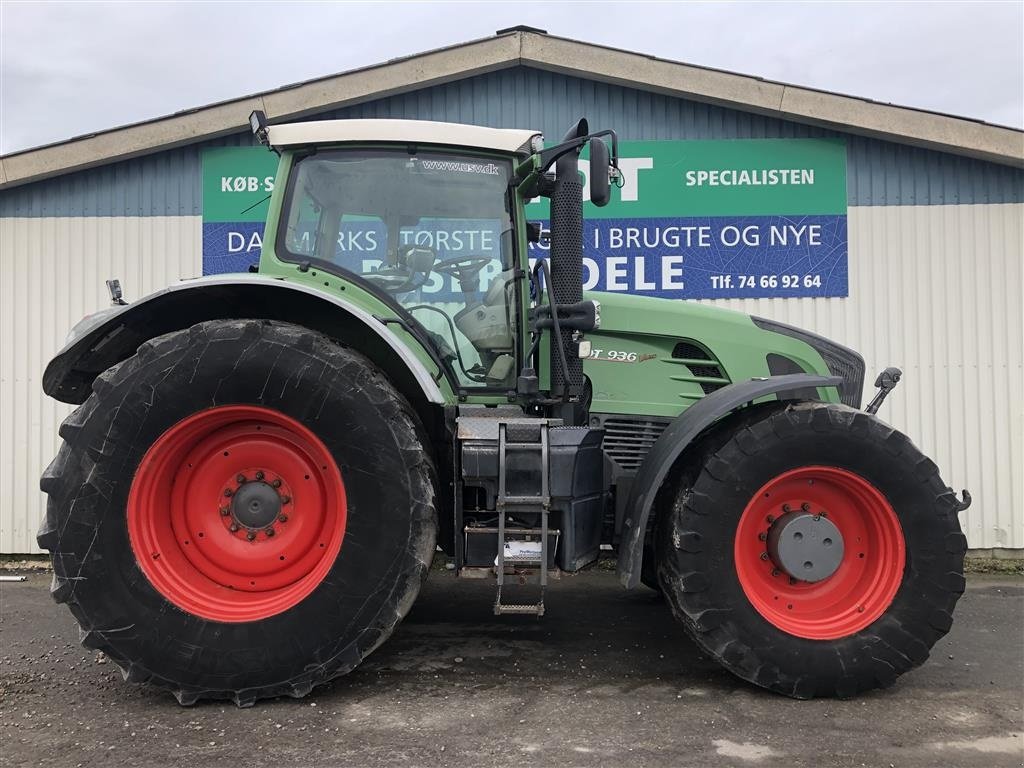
253 112 618 403
276 145 521 388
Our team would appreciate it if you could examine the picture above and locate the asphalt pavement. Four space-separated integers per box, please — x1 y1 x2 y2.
1 569 1022 767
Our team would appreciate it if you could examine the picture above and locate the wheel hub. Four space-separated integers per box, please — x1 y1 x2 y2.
230 480 282 530
735 466 905 640
127 405 347 623
767 510 844 582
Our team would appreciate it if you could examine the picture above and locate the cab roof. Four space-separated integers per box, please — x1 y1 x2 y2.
266 118 542 155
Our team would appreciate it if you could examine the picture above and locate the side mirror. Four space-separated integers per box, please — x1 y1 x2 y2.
589 137 611 207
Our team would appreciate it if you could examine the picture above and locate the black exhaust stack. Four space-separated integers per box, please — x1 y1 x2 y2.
548 119 588 405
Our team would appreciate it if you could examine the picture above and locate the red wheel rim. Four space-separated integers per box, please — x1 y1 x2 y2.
734 466 905 640
127 405 346 623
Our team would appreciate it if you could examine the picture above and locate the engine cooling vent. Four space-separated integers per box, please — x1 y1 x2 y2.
671 340 729 395
672 341 711 361
600 417 670 472
818 349 865 409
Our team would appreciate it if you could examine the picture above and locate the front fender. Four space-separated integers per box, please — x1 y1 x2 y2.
616 373 842 589
44 274 447 407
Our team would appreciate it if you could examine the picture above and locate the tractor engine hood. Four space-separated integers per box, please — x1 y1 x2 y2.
581 291 864 417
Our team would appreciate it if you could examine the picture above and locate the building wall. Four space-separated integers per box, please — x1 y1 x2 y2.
1 66 1022 553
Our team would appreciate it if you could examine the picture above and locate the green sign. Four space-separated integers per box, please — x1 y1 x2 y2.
525 137 846 217
202 138 848 298
202 147 279 223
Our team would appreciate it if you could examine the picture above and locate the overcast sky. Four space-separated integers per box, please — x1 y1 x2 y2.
1 1 1021 155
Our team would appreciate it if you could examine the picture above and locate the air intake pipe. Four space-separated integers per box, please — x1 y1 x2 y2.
548 119 588 403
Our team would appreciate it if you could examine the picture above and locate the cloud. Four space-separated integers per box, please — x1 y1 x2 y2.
1 1 1020 154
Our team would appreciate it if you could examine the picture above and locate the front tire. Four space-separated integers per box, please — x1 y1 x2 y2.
657 402 967 699
38 320 437 706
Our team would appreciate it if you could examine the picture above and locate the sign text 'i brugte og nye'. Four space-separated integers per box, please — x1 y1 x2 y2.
202 137 847 298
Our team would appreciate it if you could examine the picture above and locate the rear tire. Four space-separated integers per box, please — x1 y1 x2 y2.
38 319 437 706
657 402 967 699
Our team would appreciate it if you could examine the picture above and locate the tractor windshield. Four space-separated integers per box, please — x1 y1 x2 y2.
278 148 518 389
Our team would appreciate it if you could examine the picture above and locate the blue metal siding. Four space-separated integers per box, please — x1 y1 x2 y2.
2 66 1022 217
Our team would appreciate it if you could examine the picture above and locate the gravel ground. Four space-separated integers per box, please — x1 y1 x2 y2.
1 570 1021 767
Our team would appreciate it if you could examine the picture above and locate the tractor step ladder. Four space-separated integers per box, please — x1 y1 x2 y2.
494 421 550 616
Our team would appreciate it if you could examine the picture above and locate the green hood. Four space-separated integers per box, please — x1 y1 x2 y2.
583 291 841 418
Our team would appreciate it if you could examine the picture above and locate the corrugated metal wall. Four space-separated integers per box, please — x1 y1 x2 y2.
0 216 202 553
4 68 1023 219
1 203 1020 553
1 65 1022 553
709 203 1024 552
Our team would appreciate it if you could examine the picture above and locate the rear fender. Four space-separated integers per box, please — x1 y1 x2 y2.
617 373 842 588
43 275 447 409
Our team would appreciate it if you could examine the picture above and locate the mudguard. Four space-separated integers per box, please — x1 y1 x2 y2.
616 373 843 588
43 274 446 406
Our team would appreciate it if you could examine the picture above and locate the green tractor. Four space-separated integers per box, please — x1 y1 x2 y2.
38 114 970 706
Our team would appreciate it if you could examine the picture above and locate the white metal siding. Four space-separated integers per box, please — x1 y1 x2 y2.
0 216 202 553
0 204 1021 553
705 203 1023 551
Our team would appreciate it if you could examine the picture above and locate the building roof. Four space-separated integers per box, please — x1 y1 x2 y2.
266 118 540 154
1 27 1021 189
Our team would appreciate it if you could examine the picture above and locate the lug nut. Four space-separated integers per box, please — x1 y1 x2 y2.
236 474 247 484
782 504 792 513
229 523 239 532
281 496 291 505
789 576 798 585
758 532 767 541
278 514 288 523
272 479 282 488
820 511 828 518
255 471 265 481
771 569 780 577
219 507 230 517
760 552 769 561
766 514 775 524
264 527 275 537
801 502 811 512
246 531 256 542
812 514 821 521
224 488 233 497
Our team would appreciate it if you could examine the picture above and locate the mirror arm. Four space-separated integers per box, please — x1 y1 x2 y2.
516 129 620 184
533 136 589 176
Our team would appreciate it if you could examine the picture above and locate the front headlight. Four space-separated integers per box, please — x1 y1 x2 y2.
752 317 866 408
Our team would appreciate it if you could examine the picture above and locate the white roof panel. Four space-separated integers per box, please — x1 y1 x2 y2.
266 119 541 154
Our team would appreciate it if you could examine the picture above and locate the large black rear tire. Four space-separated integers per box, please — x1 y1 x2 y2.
38 319 437 706
656 402 967 699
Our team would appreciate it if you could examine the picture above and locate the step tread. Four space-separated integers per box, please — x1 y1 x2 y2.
495 603 545 615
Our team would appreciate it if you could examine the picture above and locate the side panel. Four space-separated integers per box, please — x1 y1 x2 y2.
616 373 842 589
584 292 839 418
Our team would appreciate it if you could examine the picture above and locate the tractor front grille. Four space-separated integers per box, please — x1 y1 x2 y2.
598 417 670 472
752 317 866 408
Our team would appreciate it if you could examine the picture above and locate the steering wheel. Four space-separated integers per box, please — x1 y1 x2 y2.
432 255 492 293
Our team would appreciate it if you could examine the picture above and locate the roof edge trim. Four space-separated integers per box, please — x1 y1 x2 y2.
2 29 1021 191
